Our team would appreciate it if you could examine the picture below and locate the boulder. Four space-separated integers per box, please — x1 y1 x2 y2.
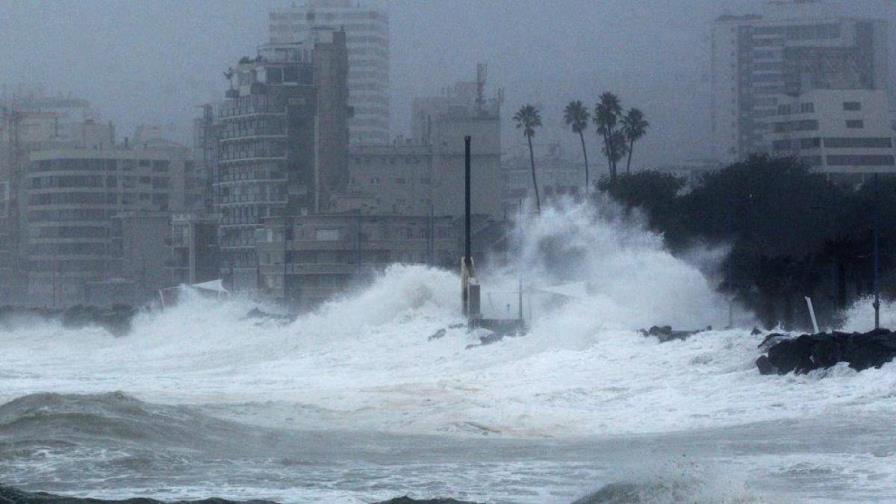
756 328 896 375
374 498 483 504
639 325 708 343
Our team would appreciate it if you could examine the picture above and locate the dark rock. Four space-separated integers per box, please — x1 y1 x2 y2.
0 484 276 504
465 331 505 349
755 355 775 375
428 328 447 341
241 308 295 324
751 327 762 335
639 325 705 343
374 497 483 504
756 329 896 375
0 304 137 336
757 332 789 351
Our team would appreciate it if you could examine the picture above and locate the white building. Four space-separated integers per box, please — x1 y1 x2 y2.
765 89 895 177
269 0 390 146
711 2 891 163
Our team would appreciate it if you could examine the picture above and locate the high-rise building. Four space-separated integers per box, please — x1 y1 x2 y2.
765 88 895 178
24 142 196 306
270 0 390 146
0 92 117 303
209 29 350 291
711 2 891 164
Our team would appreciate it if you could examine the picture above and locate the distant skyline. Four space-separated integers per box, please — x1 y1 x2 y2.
0 0 893 170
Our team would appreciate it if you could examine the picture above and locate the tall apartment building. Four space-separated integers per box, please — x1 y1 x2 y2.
210 30 349 290
711 2 891 164
270 0 390 145
0 92 117 302
766 88 895 177
24 143 196 306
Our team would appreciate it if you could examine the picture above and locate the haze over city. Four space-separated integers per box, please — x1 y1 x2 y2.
2 0 893 166
4 1 896 503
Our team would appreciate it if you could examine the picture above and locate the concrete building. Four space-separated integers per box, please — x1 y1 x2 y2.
0 92 119 303
212 30 349 290
711 3 891 163
410 69 503 219
24 143 195 306
270 0 390 145
766 88 895 177
501 153 584 216
168 213 219 286
256 213 457 305
332 69 503 221
332 141 434 216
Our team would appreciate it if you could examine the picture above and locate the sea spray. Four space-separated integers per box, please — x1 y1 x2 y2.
0 200 895 437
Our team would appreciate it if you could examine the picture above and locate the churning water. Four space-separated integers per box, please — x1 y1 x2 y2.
1 200 895 503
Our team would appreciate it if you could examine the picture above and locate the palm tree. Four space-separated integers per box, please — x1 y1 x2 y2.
594 92 623 183
602 130 628 173
564 100 591 195
514 104 542 212
621 108 649 175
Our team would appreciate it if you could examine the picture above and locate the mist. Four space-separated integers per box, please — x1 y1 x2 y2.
2 0 892 169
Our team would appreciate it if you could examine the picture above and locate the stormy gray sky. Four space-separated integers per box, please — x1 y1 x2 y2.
0 0 893 168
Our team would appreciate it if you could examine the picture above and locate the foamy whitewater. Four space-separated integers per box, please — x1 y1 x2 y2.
2 200 896 503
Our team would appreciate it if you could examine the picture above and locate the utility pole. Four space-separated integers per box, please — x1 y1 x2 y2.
873 173 881 330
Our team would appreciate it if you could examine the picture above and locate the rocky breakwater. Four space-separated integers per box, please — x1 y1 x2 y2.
756 328 896 375
0 304 137 336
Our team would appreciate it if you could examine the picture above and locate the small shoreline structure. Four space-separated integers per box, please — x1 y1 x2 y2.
459 135 526 343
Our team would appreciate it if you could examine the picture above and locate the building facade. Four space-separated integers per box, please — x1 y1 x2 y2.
270 0 390 146
411 73 503 219
256 213 458 305
212 31 349 291
501 154 585 217
711 4 891 163
332 141 434 216
24 144 195 306
169 213 220 286
766 89 895 177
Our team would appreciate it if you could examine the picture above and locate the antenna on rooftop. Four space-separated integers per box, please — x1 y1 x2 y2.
476 63 487 113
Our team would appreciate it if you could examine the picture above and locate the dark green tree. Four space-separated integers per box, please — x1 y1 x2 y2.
594 92 623 184
621 108 649 175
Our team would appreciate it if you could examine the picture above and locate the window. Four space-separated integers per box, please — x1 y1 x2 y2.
772 139 793 150
843 102 861 111
800 103 814 113
315 228 340 241
826 155 895 166
846 120 864 129
800 138 821 149
824 137 893 149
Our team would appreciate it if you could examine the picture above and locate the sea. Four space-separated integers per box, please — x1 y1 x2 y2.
1 201 895 503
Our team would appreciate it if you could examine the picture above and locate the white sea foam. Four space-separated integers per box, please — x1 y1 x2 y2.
1 200 895 438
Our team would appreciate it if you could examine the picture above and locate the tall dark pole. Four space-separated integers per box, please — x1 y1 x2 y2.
464 135 472 263
873 173 881 330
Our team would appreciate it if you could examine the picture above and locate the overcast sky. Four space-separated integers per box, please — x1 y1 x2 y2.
0 0 893 168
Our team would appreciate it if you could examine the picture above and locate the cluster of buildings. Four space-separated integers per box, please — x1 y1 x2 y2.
710 0 896 181
0 0 519 309
1 0 894 309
